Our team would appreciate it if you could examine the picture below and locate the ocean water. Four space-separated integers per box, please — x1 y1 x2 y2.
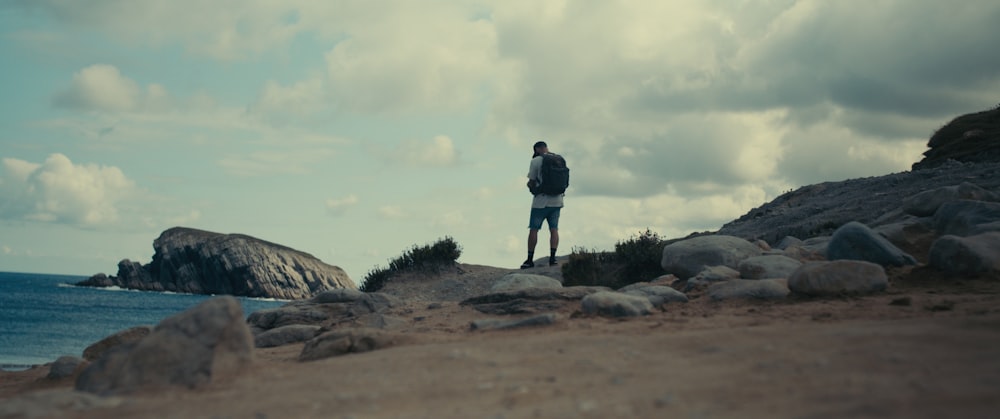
0 271 286 371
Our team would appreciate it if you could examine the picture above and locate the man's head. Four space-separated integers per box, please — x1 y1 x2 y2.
533 141 548 154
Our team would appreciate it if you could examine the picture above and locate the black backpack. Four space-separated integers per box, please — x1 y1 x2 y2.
537 153 570 195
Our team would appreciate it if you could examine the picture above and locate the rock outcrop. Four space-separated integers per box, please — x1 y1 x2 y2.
78 227 355 300
912 105 1000 170
716 161 1000 245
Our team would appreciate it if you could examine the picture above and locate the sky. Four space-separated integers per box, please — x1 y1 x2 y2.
2 1 999 282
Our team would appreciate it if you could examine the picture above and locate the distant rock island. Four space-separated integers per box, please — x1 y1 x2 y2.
78 227 355 299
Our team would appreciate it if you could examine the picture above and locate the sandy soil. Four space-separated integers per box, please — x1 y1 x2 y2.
3 263 1000 419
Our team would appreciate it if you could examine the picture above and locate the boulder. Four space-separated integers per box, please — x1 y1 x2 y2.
247 304 333 334
247 292 402 334
491 273 563 292
738 255 803 279
661 235 762 280
902 182 1000 217
928 232 1000 275
254 325 322 348
826 221 917 267
77 227 355 299
47 356 87 380
620 285 688 307
933 200 1000 237
82 326 153 362
788 261 888 296
75 296 254 395
707 279 789 301
581 291 653 317
682 265 741 292
775 236 803 250
299 328 408 362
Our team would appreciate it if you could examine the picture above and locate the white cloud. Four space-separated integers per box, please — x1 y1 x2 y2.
249 76 328 123
52 64 141 111
325 194 359 216
378 206 407 219
0 154 136 226
322 8 498 114
51 64 180 114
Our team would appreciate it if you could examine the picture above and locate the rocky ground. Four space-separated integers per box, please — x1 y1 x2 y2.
3 162 1000 418
3 259 1000 418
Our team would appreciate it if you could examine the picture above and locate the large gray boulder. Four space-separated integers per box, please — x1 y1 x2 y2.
77 227 355 299
254 325 322 348
738 255 803 279
76 296 254 395
661 235 762 280
933 200 1000 237
928 232 1000 275
491 273 563 292
826 221 917 267
82 326 153 362
788 261 888 296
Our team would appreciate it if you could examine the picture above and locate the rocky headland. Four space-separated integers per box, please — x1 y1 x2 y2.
76 227 355 300
3 106 1000 418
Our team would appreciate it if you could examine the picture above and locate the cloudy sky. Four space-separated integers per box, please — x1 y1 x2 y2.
2 1 998 281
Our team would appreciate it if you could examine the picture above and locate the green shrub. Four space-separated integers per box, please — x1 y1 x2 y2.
561 247 616 287
360 236 462 292
561 229 668 289
614 228 666 284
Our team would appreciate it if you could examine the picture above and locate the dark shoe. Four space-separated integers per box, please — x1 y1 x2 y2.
520 260 534 269
549 259 558 266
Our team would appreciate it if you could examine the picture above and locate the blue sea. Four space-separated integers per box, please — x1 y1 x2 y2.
0 271 287 371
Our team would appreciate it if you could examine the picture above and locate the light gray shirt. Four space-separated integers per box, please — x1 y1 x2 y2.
527 155 565 209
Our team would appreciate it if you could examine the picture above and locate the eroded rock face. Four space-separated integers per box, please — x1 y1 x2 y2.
79 227 355 299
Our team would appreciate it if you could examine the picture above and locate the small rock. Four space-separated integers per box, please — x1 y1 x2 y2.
738 255 803 279
470 313 559 331
580 291 653 317
707 279 789 301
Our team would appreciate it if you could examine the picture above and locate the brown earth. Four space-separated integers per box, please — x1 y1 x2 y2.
2 262 1000 419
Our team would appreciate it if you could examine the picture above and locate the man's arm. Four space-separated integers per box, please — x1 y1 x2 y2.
526 156 543 191
527 156 542 181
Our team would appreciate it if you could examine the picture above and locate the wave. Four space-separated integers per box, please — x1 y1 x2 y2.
1 363 42 372
57 283 290 302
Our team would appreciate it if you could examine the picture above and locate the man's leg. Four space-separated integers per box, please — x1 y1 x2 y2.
546 207 561 265
549 228 559 264
522 229 539 269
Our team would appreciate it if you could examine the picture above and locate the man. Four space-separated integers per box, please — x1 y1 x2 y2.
521 141 564 269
